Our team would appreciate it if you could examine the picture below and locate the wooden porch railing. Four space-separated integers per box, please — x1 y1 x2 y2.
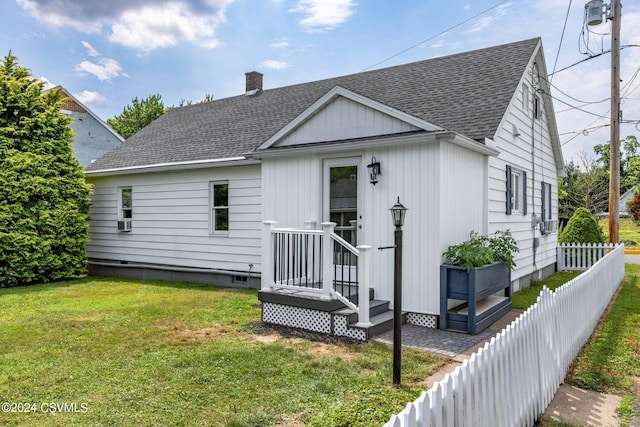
262 221 372 326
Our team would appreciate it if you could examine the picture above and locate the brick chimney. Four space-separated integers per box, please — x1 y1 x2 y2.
245 71 263 95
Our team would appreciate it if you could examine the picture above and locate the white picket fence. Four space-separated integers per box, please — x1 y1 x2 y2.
385 244 625 427
557 242 616 271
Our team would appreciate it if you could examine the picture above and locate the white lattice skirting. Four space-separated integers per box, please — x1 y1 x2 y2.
262 302 331 334
333 315 367 341
406 312 438 329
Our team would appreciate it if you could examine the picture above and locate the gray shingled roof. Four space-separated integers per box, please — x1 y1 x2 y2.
85 38 540 172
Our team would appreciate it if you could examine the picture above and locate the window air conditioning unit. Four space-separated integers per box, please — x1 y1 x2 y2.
541 220 557 235
117 220 132 232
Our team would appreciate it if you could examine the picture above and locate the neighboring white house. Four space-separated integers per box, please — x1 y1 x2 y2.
85 38 564 337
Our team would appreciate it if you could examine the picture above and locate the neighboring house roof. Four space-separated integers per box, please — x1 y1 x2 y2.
620 187 637 214
86 38 542 173
49 86 124 166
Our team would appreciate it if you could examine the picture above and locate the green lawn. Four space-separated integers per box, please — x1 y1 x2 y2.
0 277 447 427
567 264 640 397
511 271 582 310
600 217 640 245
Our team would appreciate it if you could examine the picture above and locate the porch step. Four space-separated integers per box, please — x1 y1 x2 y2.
350 310 396 339
333 299 401 340
332 299 390 320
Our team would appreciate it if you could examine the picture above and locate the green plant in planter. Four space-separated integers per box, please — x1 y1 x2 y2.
443 230 519 270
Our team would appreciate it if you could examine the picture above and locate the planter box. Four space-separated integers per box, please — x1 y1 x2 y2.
440 262 511 335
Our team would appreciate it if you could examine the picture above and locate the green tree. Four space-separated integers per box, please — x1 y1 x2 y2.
0 52 92 287
559 207 605 244
593 135 640 193
558 153 609 225
107 94 166 139
177 93 214 107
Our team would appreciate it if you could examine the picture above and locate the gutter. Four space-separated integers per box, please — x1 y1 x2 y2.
247 131 500 159
84 157 260 177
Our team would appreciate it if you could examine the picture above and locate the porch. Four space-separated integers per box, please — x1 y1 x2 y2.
258 221 401 341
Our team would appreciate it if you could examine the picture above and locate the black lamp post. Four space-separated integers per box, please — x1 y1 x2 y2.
390 197 407 386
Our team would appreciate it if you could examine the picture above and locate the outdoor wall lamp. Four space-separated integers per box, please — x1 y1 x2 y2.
367 156 381 185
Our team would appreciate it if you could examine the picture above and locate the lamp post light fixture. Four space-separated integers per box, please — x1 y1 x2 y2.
389 197 407 385
366 157 381 185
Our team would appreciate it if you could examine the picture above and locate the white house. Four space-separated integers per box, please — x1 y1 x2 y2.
84 38 564 339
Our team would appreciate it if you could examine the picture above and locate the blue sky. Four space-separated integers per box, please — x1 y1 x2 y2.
1 0 639 162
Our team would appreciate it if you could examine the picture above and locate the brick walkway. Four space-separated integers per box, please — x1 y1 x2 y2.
374 324 497 357
375 309 523 358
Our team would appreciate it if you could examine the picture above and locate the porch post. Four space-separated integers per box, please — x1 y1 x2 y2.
262 220 277 291
356 245 372 327
321 222 336 299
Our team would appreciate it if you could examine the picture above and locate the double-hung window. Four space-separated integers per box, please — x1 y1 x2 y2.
541 181 554 234
506 166 527 215
211 181 229 234
118 187 132 232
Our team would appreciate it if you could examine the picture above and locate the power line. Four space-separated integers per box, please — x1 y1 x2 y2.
361 0 511 72
549 44 640 76
551 0 573 83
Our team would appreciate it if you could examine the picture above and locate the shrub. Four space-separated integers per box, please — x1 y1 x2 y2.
626 191 640 225
558 207 605 244
0 52 92 287
442 230 519 270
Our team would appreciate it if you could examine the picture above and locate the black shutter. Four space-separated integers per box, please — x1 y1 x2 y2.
522 171 528 215
506 165 512 215
541 181 547 223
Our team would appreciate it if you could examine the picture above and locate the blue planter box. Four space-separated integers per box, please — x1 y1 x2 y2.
440 262 511 335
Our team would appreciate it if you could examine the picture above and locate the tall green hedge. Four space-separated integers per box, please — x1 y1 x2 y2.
0 52 92 287
558 207 605 244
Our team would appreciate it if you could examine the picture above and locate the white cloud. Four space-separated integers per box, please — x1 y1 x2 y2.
81 40 100 57
270 40 290 49
37 76 55 90
290 0 356 31
17 0 233 51
260 60 290 70
465 3 510 34
108 3 223 51
74 90 110 108
74 58 125 81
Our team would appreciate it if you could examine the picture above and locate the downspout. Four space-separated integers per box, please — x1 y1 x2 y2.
531 62 538 271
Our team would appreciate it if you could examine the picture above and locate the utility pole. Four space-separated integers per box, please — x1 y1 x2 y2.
608 0 621 244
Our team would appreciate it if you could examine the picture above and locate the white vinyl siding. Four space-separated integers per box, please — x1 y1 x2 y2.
273 95 421 147
87 164 262 273
488 48 559 289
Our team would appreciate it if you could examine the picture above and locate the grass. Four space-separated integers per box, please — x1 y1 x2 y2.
511 271 582 310
567 264 640 397
0 277 447 427
599 217 640 245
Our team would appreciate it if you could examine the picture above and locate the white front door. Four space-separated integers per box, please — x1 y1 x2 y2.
323 157 362 245
323 158 362 294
